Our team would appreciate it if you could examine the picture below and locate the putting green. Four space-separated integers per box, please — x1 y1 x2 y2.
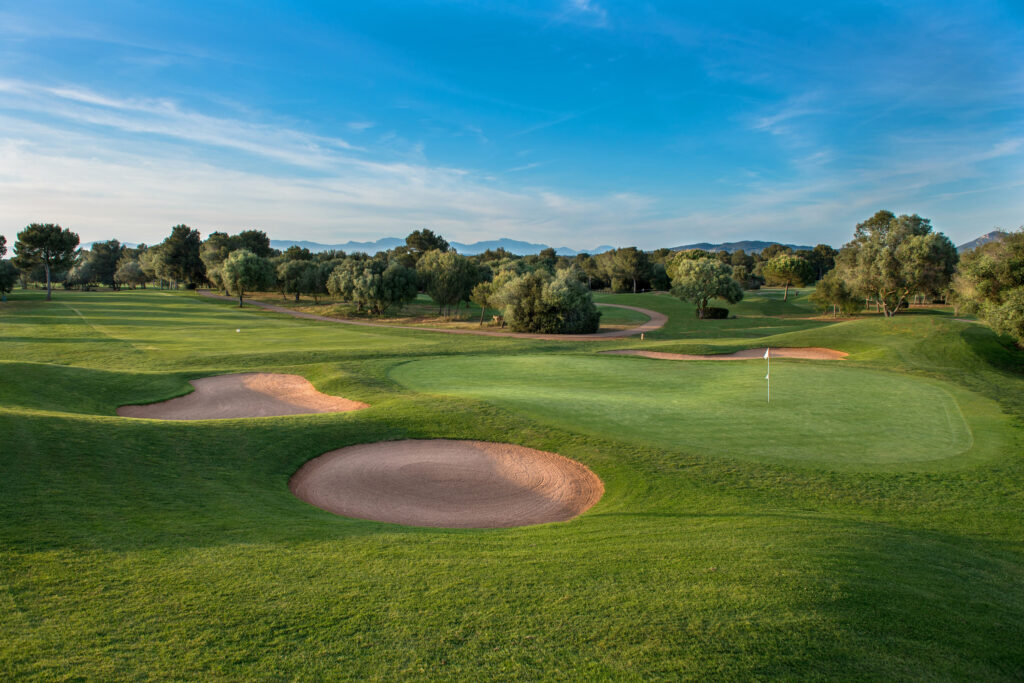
391 354 1007 468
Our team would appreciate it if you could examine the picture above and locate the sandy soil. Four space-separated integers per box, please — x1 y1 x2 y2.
197 291 666 340
602 347 848 361
117 373 369 420
289 439 604 528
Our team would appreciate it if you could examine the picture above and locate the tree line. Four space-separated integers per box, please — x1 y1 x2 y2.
2 216 1021 344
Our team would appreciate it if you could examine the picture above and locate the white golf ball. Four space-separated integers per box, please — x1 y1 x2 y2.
236 328 240 333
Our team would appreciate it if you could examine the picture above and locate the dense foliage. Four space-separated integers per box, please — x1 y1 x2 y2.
954 229 1024 346
835 210 957 317
492 267 601 333
667 256 743 319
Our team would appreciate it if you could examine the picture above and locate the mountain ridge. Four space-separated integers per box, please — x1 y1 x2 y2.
671 240 816 253
269 237 616 256
957 230 1009 253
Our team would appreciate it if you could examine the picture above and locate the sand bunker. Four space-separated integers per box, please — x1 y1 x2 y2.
289 439 604 528
117 372 368 420
603 347 847 361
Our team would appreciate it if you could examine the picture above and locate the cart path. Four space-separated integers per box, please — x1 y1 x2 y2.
602 347 848 361
196 290 667 340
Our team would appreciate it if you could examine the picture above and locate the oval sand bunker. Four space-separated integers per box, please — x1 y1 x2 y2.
117 373 368 420
290 439 604 528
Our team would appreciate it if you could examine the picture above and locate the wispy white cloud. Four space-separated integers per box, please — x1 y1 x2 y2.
0 77 1020 249
0 81 661 247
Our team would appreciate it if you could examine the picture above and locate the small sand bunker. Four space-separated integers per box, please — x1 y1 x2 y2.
289 439 604 528
603 347 847 361
117 373 368 420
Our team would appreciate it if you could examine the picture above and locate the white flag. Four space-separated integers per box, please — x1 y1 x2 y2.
763 348 770 359
765 373 770 380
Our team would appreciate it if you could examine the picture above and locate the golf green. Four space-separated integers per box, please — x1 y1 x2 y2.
391 354 1007 468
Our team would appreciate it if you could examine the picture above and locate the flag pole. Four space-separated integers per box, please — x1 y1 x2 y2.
765 347 770 404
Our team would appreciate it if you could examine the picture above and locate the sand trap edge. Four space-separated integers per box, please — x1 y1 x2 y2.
116 372 369 420
289 439 604 529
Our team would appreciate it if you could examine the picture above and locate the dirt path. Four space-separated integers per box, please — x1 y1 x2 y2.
289 439 603 528
117 373 368 420
196 290 666 340
602 347 848 361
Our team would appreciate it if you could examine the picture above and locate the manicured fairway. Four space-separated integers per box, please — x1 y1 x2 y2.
390 354 1005 468
2 289 1024 680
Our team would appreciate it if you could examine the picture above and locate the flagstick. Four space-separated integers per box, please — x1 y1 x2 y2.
766 348 770 404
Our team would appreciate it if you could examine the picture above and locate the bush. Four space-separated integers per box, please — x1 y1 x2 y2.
493 268 601 334
701 307 729 319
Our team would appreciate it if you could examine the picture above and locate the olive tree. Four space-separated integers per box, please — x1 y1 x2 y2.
667 256 743 319
416 249 479 316
115 259 148 289
491 267 600 333
809 271 863 317
953 229 1024 346
222 249 274 306
835 210 957 317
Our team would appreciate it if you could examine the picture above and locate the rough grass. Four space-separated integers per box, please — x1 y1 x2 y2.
1 288 1023 681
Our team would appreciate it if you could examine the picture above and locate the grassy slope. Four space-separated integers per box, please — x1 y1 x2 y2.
1 288 1023 681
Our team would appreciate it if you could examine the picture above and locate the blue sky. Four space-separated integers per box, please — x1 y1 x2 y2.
1 1 1021 249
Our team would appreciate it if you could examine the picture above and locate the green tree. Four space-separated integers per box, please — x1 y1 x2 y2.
807 244 838 280
953 229 1024 346
809 271 863 317
762 254 815 301
416 249 478 316
492 271 552 332
760 243 792 259
0 260 18 301
12 223 80 300
156 225 205 287
114 259 148 289
277 259 312 301
300 260 336 303
358 261 419 314
667 256 743 319
492 268 601 333
405 229 450 261
84 240 125 288
66 259 96 290
222 249 274 306
327 258 362 306
235 229 272 257
836 210 958 317
598 247 651 293
470 281 494 325
0 234 6 257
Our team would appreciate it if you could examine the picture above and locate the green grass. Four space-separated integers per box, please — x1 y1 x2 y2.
390 354 1006 469
2 288 1024 680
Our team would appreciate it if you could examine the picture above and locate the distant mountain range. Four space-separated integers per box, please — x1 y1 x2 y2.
269 238 616 257
671 240 815 254
80 241 139 251
957 230 1008 253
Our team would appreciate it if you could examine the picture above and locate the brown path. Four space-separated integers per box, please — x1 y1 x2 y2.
602 347 847 361
196 290 666 340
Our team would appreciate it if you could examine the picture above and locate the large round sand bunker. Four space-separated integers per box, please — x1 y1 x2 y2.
117 372 368 420
289 439 604 528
